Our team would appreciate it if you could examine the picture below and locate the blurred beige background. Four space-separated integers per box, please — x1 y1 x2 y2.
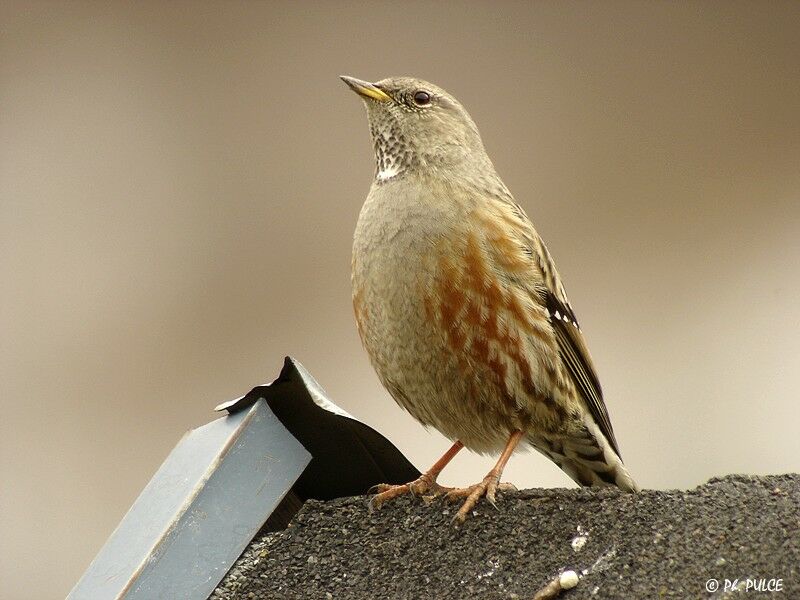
2 1 799 598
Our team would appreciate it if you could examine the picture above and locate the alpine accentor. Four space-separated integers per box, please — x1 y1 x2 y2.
342 75 638 523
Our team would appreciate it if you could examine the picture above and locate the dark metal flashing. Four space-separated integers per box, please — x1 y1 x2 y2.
217 356 420 502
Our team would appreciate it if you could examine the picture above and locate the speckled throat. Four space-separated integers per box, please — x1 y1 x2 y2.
369 120 419 182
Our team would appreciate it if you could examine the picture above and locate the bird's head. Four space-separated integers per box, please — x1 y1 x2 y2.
340 75 493 182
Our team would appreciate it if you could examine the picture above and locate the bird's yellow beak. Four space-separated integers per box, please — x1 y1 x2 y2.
340 75 391 102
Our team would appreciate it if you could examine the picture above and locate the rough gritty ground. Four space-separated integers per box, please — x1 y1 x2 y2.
212 474 799 599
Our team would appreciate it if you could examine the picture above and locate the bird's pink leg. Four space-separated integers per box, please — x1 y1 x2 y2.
370 440 464 508
447 429 524 523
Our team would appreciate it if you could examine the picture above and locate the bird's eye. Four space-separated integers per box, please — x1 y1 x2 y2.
412 90 431 106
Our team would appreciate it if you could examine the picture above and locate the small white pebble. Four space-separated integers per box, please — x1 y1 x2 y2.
571 534 588 552
559 570 579 590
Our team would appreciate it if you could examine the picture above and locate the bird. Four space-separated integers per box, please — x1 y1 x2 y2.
341 75 638 523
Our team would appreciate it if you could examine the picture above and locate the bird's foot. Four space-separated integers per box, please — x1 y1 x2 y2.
446 475 517 523
369 474 453 510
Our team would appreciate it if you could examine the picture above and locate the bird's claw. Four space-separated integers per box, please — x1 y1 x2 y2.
446 473 514 523
368 476 452 511
369 483 410 511
368 483 397 495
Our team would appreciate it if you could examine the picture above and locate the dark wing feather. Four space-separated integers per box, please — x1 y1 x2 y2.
543 291 621 457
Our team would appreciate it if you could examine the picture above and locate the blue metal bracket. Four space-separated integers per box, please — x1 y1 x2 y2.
68 399 310 600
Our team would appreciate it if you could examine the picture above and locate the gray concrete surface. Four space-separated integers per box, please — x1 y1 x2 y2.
212 474 798 599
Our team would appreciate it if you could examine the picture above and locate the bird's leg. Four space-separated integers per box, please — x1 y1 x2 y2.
370 440 464 509
446 430 524 523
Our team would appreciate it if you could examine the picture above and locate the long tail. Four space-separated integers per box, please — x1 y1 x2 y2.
529 419 639 492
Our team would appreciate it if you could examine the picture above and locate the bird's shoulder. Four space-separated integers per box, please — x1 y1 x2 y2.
469 188 571 306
